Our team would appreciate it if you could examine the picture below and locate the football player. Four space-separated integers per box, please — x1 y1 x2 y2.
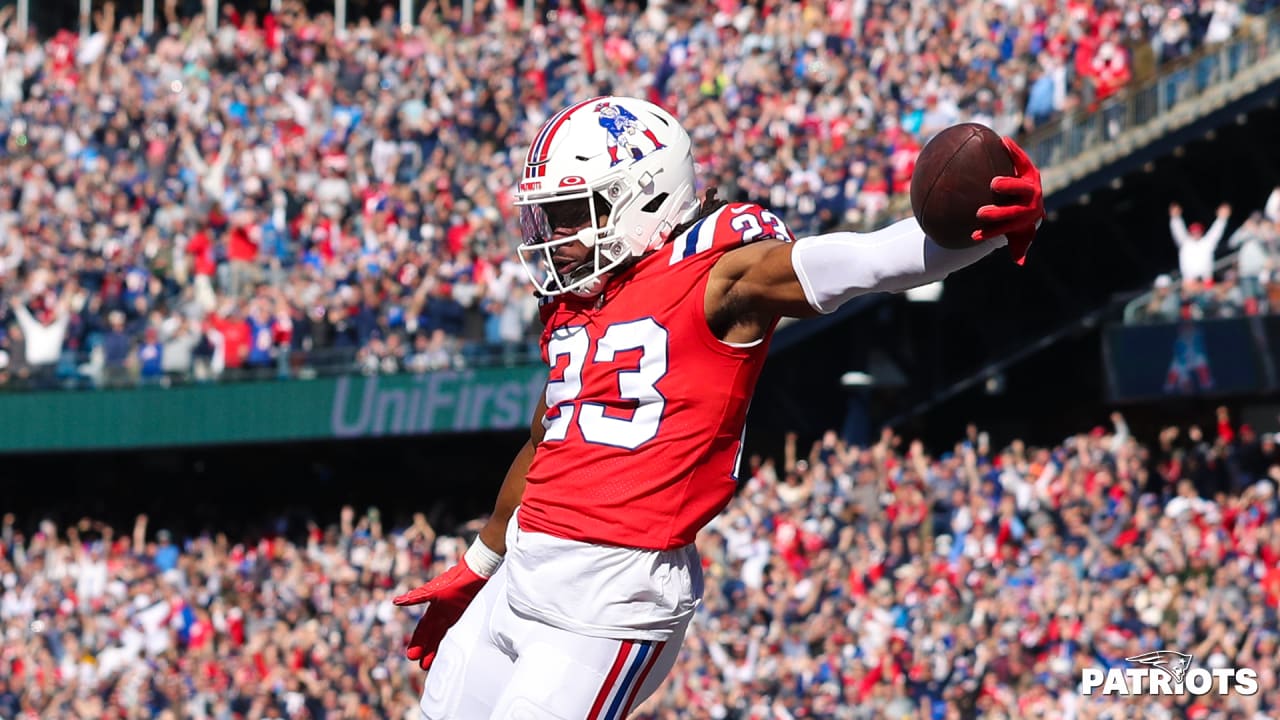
395 96 1044 719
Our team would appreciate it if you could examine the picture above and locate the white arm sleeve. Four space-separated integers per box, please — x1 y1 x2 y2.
789 217 1007 314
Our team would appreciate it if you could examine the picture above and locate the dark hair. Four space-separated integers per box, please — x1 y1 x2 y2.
669 187 730 243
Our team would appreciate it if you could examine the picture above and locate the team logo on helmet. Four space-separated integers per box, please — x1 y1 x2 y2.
594 101 666 167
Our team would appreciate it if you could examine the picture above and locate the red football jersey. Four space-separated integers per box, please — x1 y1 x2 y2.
519 203 795 551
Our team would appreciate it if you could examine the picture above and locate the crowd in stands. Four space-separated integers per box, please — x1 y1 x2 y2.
0 0 1275 388
3 411 1279 719
1132 187 1280 323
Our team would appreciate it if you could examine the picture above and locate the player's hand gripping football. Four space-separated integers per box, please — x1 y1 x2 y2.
971 137 1045 265
393 559 489 670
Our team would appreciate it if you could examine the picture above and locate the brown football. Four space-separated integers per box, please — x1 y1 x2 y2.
909 123 1016 249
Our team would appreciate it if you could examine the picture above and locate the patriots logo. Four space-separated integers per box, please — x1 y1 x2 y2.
1125 651 1193 684
594 102 665 167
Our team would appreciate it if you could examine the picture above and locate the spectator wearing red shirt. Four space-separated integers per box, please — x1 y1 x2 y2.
210 303 251 374
225 208 261 299
186 224 218 313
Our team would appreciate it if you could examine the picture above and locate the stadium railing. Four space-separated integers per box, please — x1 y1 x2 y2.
0 339 543 393
1121 250 1249 324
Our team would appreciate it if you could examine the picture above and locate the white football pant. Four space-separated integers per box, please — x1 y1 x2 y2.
419 564 686 720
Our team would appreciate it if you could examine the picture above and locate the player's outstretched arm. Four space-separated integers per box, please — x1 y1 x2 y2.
709 138 1044 326
392 385 547 670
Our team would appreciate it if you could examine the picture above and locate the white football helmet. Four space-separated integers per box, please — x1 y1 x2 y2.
514 96 698 297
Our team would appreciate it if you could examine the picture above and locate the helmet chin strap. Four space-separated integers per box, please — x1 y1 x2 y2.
570 275 605 298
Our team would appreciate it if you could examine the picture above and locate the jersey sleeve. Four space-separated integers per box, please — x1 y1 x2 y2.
666 203 794 266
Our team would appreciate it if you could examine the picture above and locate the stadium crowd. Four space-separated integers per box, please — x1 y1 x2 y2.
3 410 1279 719
1131 187 1280 323
1 0 1276 388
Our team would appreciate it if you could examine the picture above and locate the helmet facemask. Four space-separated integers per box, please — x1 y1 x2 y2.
517 192 626 298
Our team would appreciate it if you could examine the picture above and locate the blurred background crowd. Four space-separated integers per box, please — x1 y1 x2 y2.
1128 187 1280 324
3 411 1278 719
2 0 1277 388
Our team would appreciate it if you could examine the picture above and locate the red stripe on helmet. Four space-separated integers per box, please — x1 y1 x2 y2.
525 96 606 169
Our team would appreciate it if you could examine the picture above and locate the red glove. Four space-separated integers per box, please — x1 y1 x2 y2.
971 137 1045 265
393 560 489 670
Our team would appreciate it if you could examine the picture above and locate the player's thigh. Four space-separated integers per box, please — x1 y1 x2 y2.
419 567 516 720
490 621 687 720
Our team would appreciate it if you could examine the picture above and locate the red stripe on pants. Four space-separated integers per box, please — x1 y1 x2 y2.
620 641 665 718
587 640 633 720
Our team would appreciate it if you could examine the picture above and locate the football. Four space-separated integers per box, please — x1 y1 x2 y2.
910 123 1016 249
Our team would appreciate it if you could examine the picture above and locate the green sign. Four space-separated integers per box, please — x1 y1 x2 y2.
0 367 546 453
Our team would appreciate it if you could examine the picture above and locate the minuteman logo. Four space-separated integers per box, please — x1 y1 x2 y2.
1081 650 1258 696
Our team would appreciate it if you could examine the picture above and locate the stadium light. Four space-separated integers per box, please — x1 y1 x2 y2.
842 350 909 390
984 373 1006 395
873 349 908 389
905 281 943 303
840 371 875 388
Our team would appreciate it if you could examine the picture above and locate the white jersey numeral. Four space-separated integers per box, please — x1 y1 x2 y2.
543 318 669 450
729 209 787 244
542 326 589 442
579 319 668 449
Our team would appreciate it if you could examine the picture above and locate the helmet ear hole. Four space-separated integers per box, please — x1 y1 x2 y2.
641 193 670 214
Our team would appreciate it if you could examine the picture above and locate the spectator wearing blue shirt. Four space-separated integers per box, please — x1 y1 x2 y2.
137 327 164 384
102 311 132 388
1025 67 1059 129
245 300 276 370
154 529 180 573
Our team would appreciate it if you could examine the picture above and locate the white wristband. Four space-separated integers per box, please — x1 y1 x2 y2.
463 537 504 578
